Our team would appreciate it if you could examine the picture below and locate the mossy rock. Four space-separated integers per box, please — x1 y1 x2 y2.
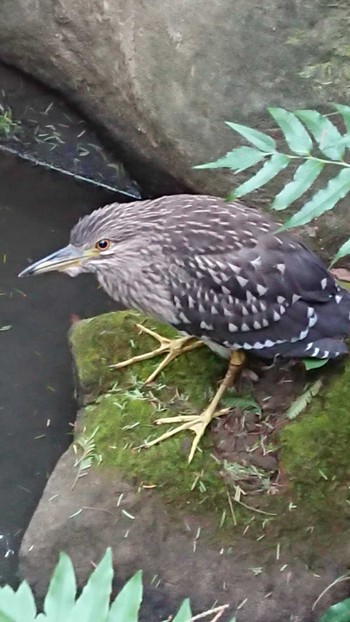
279 361 350 531
70 310 234 522
70 310 350 542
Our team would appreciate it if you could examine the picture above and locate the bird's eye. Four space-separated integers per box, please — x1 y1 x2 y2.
95 239 110 251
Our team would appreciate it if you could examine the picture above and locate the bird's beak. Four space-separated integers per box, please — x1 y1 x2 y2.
18 244 98 277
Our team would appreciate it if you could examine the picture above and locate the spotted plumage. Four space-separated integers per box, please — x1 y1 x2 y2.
64 194 350 361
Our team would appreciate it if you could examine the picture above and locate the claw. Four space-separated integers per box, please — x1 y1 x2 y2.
143 351 246 462
110 323 203 384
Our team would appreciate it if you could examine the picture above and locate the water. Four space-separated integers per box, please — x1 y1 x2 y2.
0 152 124 584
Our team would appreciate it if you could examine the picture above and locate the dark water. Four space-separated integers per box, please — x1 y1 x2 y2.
0 153 123 584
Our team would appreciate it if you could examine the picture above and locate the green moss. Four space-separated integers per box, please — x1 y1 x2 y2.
287 17 350 99
71 310 350 542
280 362 350 527
70 310 226 403
70 311 238 523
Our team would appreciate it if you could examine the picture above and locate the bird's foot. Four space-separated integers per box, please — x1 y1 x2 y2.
110 323 204 384
142 351 246 462
142 408 227 464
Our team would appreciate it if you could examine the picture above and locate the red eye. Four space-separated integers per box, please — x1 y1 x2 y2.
96 239 110 251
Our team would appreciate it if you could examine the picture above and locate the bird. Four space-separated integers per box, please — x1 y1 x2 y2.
19 194 350 462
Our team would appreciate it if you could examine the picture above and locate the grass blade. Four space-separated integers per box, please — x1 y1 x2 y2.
193 146 265 171
272 159 324 210
229 153 289 199
330 237 350 266
282 167 350 228
268 107 312 155
295 110 344 160
224 122 276 152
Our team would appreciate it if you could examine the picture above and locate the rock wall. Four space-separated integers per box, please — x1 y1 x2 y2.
0 0 349 196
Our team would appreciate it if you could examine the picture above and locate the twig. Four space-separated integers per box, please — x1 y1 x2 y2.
191 603 229 621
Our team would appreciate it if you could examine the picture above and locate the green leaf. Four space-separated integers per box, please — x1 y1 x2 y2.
268 107 312 155
193 146 266 171
295 109 344 160
67 549 113 622
221 395 261 415
318 597 350 622
303 359 329 371
229 153 289 199
287 379 323 419
272 159 324 210
225 121 276 152
331 237 350 266
43 553 76 621
334 103 350 133
14 583 36 622
0 582 36 622
172 599 192 622
107 571 142 622
322 135 350 151
282 167 350 229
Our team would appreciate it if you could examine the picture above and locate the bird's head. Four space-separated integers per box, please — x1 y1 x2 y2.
18 203 138 279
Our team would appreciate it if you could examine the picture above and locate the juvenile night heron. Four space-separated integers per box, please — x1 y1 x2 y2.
19 194 350 461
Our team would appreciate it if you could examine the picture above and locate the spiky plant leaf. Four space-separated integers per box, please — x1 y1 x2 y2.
172 599 192 622
330 237 350 267
229 153 289 199
295 110 344 161
66 549 113 622
193 146 266 171
107 570 142 622
282 167 350 229
286 379 323 419
318 597 350 622
0 582 36 622
225 122 276 152
334 103 350 133
268 107 312 155
43 552 76 621
13 583 36 621
272 159 324 210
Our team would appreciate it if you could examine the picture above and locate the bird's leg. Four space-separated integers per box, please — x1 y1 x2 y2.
143 351 246 463
110 323 204 384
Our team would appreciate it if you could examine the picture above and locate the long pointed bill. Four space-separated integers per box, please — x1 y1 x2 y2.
18 244 97 277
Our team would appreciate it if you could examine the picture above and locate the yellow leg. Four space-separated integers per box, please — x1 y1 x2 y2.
110 323 204 384
143 351 246 463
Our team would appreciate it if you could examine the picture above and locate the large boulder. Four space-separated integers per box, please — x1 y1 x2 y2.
19 311 350 620
0 0 349 197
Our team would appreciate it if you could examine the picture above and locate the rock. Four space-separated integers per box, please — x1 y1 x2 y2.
19 311 350 620
20 445 347 622
0 0 349 206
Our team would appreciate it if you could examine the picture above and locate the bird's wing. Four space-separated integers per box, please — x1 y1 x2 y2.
166 230 339 353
